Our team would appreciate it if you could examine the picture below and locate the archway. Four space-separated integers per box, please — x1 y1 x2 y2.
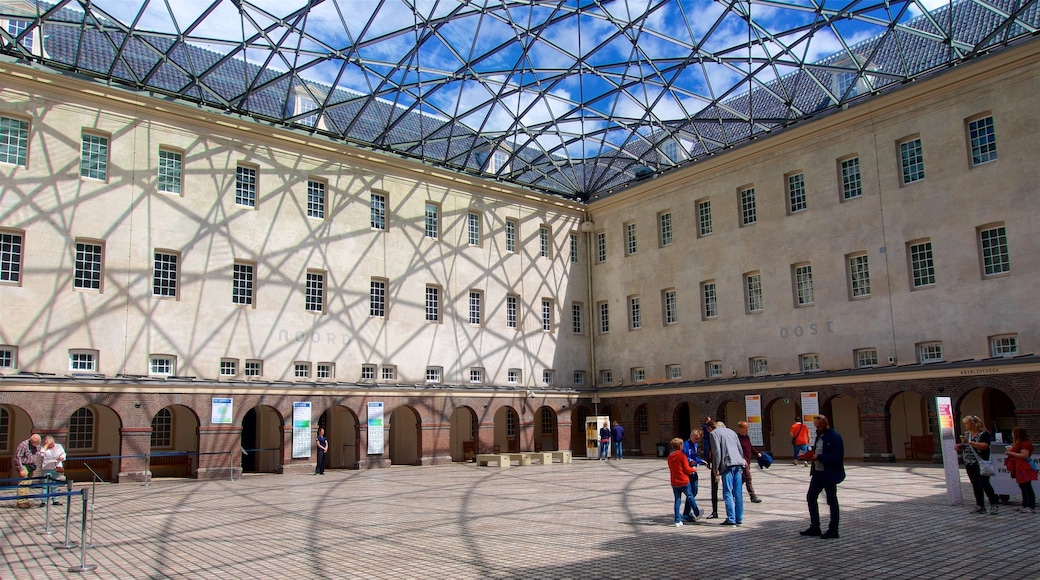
632 403 659 456
767 397 801 458
533 406 558 451
318 405 360 469
149 404 200 478
65 404 121 483
673 401 702 439
888 391 930 461
389 406 420 466
449 406 478 461
0 404 32 477
959 387 1016 442
241 405 283 473
493 406 520 453
827 394 864 460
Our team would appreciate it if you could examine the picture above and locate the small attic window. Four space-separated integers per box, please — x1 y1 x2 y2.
487 149 510 174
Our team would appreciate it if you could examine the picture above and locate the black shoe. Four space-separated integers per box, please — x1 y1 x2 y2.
720 520 737 526
800 528 822 537
52 501 61 506
750 497 762 503
706 513 719 519
820 530 840 539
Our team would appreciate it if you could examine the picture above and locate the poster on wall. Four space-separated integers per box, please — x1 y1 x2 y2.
800 392 820 441
367 402 385 455
211 398 233 425
292 402 312 459
745 395 763 446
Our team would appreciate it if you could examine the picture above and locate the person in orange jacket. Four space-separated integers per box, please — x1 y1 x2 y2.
667 437 697 526
790 419 810 466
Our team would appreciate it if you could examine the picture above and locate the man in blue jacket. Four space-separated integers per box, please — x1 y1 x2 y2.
799 415 845 539
611 421 625 460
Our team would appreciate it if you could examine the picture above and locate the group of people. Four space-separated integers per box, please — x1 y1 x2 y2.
13 433 67 506
956 415 1036 515
666 414 846 538
598 421 625 460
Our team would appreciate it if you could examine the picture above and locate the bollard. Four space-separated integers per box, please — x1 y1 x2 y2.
68 489 97 573
57 478 78 549
38 476 56 536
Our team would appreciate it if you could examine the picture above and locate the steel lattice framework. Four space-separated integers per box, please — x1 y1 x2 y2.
2 0 1038 200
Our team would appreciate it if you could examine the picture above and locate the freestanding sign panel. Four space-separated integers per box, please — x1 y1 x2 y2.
745 395 763 446
937 396 963 505
292 402 311 459
367 402 385 455
211 398 233 425
800 392 820 442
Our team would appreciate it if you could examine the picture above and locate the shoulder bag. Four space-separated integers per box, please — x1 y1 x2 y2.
965 443 996 476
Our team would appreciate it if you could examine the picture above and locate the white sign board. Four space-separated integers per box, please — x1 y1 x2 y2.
211 398 233 425
800 392 820 442
367 402 385 455
745 395 763 447
292 402 311 459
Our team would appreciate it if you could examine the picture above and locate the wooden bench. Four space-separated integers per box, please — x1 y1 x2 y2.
550 451 572 464
475 454 511 467
905 435 935 460
149 453 194 478
64 457 114 482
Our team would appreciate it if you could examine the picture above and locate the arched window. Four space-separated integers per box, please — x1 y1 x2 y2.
636 406 649 434
540 408 554 435
0 407 10 450
68 407 94 450
506 409 516 437
151 408 172 448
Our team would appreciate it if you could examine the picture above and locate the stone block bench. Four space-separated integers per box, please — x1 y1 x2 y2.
550 451 572 464
475 454 511 467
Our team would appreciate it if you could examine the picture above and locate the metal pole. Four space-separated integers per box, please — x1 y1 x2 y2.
39 475 55 536
57 477 78 549
68 489 97 573
143 453 152 487
229 450 234 482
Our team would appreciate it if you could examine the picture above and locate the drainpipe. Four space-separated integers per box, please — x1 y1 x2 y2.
580 215 598 416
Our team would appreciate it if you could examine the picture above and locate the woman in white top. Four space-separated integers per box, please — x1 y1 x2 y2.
39 435 66 505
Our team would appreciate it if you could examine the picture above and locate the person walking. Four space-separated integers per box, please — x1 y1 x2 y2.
611 421 625 460
314 427 329 475
790 419 810 466
667 438 697 526
800 415 845 539
598 422 611 460
956 414 999 515
708 420 746 526
703 417 720 519
736 421 762 503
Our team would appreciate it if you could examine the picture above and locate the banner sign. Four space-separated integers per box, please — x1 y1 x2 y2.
745 394 763 446
801 392 820 442
211 398 233 425
936 396 962 505
367 402 385 455
292 402 312 459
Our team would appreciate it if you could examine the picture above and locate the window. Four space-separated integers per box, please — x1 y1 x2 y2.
540 407 554 436
659 211 673 247
69 350 98 372
305 270 325 313
908 240 935 288
599 369 613 386
855 349 878 368
0 116 29 167
840 157 862 200
636 406 649 433
425 286 440 322
573 370 586 386
149 355 176 377
745 272 763 313
0 345 17 369
990 335 1018 357
0 408 8 452
468 290 482 325
233 261 255 306
706 361 722 378
571 302 582 334
596 232 606 263
569 233 579 263
968 115 997 166
68 408 94 450
74 240 103 290
424 202 439 239
625 222 637 256
701 281 717 319
750 357 768 375
848 253 870 298
793 263 814 306
628 296 641 330
663 289 677 325
80 132 109 181
158 149 182 194
314 362 332 379
295 362 312 379
361 364 376 380
371 192 386 230
506 295 518 329
151 408 172 448
539 225 551 258
542 369 555 385
370 279 386 317
467 212 480 246
899 137 925 184
0 230 23 284
307 179 326 219
800 354 820 372
740 187 756 226
632 368 646 383
235 164 256 207
787 173 807 213
666 365 681 380
505 219 517 253
469 368 484 384
6 19 34 51
380 366 396 380
978 224 1010 277
697 199 712 236
506 408 517 437
220 359 238 376
917 342 944 363
244 359 263 377
153 251 179 298
507 369 521 384
598 301 609 334
541 298 553 332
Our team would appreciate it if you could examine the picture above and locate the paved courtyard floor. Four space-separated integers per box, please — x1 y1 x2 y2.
2 458 1037 579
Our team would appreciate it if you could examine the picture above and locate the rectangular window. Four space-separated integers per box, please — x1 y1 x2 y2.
361 364 376 380
220 359 238 376
543 369 555 385
800 354 820 372
570 233 579 263
469 368 484 384
371 192 386 230
794 264 814 306
69 350 97 372
307 179 326 219
0 345 17 369
295 362 312 379
745 272 763 313
505 219 517 253
573 370 586 386
855 348 878 368
508 369 521 384
979 225 1010 277
7 19 34 51
666 365 681 380
628 296 641 330
599 370 612 386
425 202 439 239
706 361 722 377
426 367 442 383
149 355 175 377
305 270 325 313
506 295 518 329
909 241 936 288
990 335 1018 357
0 230 23 284
539 225 551 258
571 302 582 334
468 290 482 325
244 359 263 377
625 222 637 256
74 241 103 290
0 116 29 167
316 363 333 379
370 279 386 317
158 149 182 194
840 157 862 200
899 138 925 184
787 173 807 213
541 298 552 332
917 342 944 363
740 187 756 226
632 368 646 383
233 261 255 306
659 211 673 247
697 199 712 236
663 289 677 325
467 212 480 246
968 115 997 166
380 366 396 380
598 301 609 334
68 408 94 450
750 357 768 375
153 251 179 298
235 165 256 207
848 253 871 298
701 281 717 319
425 286 440 322
596 232 606 263
80 132 109 181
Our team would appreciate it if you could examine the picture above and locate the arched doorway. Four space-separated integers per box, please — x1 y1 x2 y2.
632 404 659 456
149 404 200 478
449 406 478 462
768 397 801 458
241 405 283 473
493 406 520 453
959 386 1016 442
389 406 420 466
65 404 121 483
0 404 32 477
828 394 864 459
673 401 702 439
318 405 360 469
889 391 930 461
533 406 558 451
571 405 592 457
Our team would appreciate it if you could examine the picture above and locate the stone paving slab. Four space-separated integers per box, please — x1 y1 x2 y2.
2 459 1037 579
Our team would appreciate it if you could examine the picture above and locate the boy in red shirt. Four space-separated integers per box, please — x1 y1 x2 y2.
668 437 697 526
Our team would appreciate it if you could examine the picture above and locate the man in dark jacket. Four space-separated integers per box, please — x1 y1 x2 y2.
800 415 845 539
610 421 625 460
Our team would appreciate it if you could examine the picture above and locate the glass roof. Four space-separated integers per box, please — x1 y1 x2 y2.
2 0 1038 201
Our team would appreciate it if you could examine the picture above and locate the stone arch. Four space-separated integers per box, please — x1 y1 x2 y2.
389 405 421 466
493 406 520 453
449 406 478 461
241 405 283 473
319 405 360 469
148 404 200 478
533 406 558 451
